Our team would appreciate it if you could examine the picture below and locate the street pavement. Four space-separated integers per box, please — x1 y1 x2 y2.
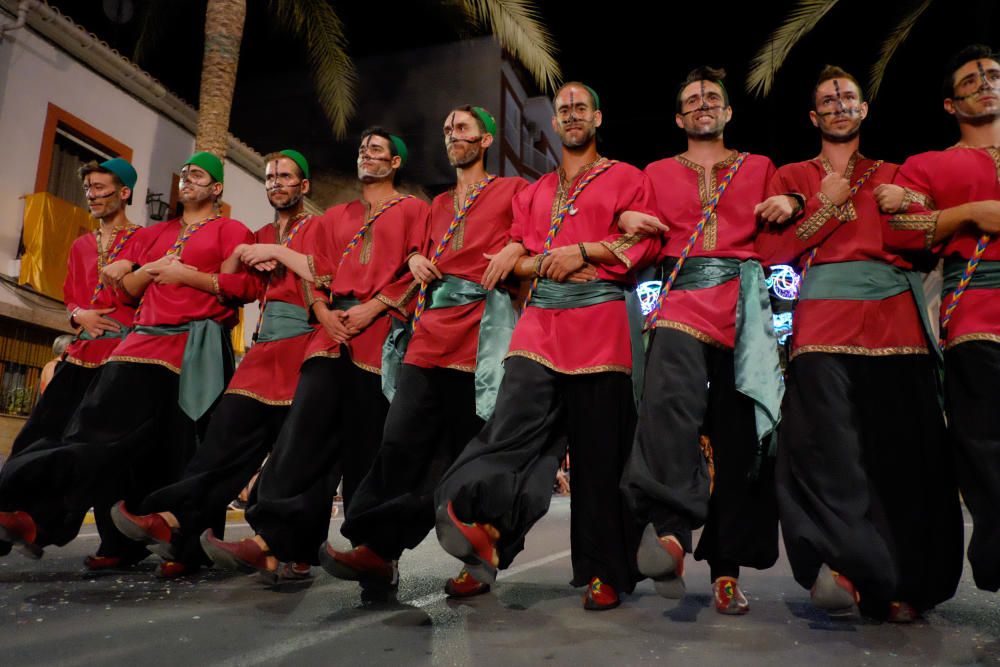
0 497 997 666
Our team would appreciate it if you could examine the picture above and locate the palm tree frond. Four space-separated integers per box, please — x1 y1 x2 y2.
868 0 934 99
132 0 174 65
269 0 358 139
461 0 562 92
746 0 842 97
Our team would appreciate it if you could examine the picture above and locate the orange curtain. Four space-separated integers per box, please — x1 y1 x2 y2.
19 192 97 301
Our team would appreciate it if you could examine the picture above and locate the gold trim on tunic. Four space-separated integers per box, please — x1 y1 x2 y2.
901 187 935 212
305 350 341 361
601 234 641 269
674 151 739 252
505 349 631 375
888 212 938 250
946 333 1000 349
791 344 928 360
106 355 181 374
796 203 837 241
307 254 331 288
655 320 728 348
223 388 293 406
63 355 104 369
352 358 382 375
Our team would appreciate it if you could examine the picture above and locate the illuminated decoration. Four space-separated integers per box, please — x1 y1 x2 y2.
773 312 794 345
766 264 801 301
637 281 663 316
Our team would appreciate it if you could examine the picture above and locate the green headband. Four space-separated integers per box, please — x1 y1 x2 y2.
278 149 310 180
184 151 224 183
389 134 408 167
471 106 497 136
99 157 137 191
583 85 601 110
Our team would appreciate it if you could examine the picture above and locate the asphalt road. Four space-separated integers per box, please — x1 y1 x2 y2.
0 497 997 666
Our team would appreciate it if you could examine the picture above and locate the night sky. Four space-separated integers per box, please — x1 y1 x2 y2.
47 0 1000 187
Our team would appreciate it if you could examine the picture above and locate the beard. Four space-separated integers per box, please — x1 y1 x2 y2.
89 196 121 220
955 102 1000 127
558 121 597 149
268 189 303 211
357 161 393 183
447 141 482 168
817 111 863 143
683 112 726 141
179 185 215 205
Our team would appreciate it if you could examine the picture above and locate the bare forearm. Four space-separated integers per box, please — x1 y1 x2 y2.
513 255 539 279
274 247 315 282
581 242 619 267
122 267 153 298
934 204 973 243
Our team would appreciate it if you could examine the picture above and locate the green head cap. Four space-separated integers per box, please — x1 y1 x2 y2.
98 157 137 191
389 135 408 167
583 84 601 110
278 149 310 180
471 106 497 136
184 151 224 183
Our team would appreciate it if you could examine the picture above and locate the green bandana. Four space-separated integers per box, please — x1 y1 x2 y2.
471 106 497 136
389 135 408 167
184 151 224 183
278 149 310 179
99 158 137 191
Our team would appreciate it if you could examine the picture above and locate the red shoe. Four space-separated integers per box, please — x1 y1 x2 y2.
636 524 685 599
0 511 42 559
199 528 275 576
713 576 750 615
811 564 860 617
319 543 397 588
435 501 499 585
444 568 491 598
583 577 620 611
887 601 920 623
279 562 312 581
110 502 177 560
155 560 196 579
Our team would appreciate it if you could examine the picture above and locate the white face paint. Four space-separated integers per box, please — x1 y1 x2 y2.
951 59 1000 125
678 80 728 139
265 158 305 211
553 85 598 148
82 172 122 220
178 165 217 204
356 135 394 182
813 78 865 143
443 110 484 168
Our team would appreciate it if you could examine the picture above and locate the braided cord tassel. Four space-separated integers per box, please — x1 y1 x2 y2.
413 175 495 326
523 159 617 309
89 224 140 304
647 153 748 328
940 233 990 349
799 160 884 281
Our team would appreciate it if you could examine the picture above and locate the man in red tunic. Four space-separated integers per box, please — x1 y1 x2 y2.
433 83 660 611
9 158 145 569
318 106 528 597
111 150 328 578
619 67 783 615
876 44 1000 596
0 152 257 562
756 66 963 621
200 129 430 578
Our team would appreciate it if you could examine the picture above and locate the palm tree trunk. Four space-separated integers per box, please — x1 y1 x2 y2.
195 0 246 157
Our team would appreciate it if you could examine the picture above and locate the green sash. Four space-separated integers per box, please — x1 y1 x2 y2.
529 279 646 406
668 257 784 443
255 301 313 343
800 260 940 362
942 258 1000 292
133 320 234 420
77 327 129 342
425 275 517 420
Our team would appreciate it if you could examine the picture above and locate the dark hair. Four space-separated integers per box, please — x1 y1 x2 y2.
942 44 999 99
813 65 864 107
263 151 305 179
360 126 398 159
552 81 599 111
676 66 729 113
78 160 132 205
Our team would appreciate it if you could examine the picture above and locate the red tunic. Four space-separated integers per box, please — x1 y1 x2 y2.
304 197 430 372
63 226 140 368
887 147 1000 348
756 155 928 359
225 219 321 406
506 161 660 375
647 152 775 348
379 177 529 371
108 217 257 372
